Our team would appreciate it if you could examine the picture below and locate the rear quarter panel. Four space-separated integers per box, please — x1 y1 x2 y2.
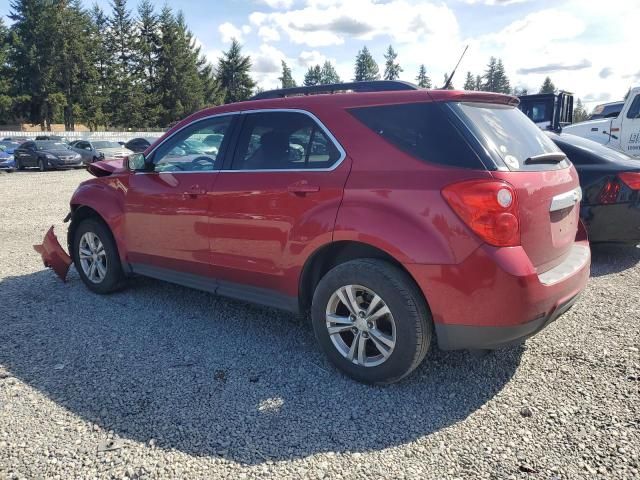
326 107 487 265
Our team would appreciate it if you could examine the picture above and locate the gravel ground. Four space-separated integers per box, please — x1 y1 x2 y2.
0 169 639 480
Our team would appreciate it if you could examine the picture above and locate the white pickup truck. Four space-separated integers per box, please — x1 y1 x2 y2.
562 87 640 158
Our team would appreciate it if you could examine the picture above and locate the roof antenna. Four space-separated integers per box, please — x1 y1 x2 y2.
441 45 469 90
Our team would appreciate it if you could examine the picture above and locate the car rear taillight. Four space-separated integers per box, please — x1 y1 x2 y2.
619 172 640 190
599 179 621 204
442 179 520 247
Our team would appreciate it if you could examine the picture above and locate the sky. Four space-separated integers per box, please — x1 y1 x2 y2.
2 0 639 110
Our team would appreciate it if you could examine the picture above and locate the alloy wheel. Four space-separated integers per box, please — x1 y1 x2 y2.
325 284 397 367
78 232 107 283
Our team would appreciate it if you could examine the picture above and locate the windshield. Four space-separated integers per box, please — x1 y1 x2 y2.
36 141 69 150
93 141 121 149
453 102 568 171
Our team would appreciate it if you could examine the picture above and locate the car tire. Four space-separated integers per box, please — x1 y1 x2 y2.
72 218 126 294
38 158 47 172
16 158 24 170
311 259 432 384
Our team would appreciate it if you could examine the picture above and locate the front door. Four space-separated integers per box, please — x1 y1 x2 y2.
621 94 640 157
124 114 236 277
209 110 350 298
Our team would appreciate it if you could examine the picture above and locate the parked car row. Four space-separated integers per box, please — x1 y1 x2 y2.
0 136 160 172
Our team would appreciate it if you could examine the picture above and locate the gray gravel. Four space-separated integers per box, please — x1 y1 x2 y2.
1 169 639 479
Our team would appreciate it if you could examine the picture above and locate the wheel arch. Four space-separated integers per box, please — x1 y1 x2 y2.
68 183 127 265
298 240 429 314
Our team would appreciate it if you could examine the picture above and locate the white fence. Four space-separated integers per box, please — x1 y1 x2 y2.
0 131 165 141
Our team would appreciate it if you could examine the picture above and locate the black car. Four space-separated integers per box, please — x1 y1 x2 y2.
548 132 640 244
14 140 84 171
124 137 159 153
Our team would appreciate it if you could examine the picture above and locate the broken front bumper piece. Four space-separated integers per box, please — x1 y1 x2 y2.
33 226 72 281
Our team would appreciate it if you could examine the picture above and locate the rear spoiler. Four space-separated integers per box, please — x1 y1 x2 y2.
427 90 520 107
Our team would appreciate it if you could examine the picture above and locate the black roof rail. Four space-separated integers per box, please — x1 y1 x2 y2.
250 80 420 100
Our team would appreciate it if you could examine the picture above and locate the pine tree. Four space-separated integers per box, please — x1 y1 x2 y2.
493 59 511 94
539 76 556 94
573 98 588 123
216 38 255 104
85 4 110 129
320 60 341 84
463 71 475 91
279 60 296 88
8 0 60 128
0 18 12 123
482 57 498 92
353 46 380 82
474 75 482 91
383 45 402 81
136 0 160 126
303 65 322 86
415 64 431 88
105 0 144 127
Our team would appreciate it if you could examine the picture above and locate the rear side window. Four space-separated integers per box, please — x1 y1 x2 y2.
349 102 484 169
232 111 341 170
453 102 569 171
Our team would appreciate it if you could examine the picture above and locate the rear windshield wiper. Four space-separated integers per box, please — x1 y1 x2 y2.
524 153 567 165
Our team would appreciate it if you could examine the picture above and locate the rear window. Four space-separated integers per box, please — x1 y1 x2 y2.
452 102 569 171
349 102 485 169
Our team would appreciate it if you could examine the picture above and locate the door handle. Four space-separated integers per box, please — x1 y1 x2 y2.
287 183 320 195
182 185 206 198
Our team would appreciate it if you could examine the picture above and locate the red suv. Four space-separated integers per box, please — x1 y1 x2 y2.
60 82 590 384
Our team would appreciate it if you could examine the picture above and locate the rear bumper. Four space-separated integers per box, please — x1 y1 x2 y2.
434 292 580 350
582 203 640 244
405 239 590 350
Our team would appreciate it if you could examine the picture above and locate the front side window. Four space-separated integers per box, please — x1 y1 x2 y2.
152 116 233 173
627 95 640 119
232 111 341 170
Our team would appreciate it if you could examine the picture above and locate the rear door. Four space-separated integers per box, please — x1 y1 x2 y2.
209 110 350 298
452 102 581 272
124 114 236 277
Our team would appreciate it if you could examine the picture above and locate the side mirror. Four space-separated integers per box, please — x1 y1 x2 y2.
127 153 150 171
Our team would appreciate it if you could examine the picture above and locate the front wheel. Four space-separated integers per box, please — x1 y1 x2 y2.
311 259 432 384
38 158 47 172
16 158 24 170
72 218 125 294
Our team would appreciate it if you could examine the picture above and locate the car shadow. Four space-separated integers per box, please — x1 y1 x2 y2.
0 268 523 465
590 244 640 277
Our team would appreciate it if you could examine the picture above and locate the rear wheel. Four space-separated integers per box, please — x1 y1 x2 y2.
311 259 432 384
72 218 125 294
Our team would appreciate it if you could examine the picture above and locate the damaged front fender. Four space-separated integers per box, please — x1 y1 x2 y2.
33 226 73 282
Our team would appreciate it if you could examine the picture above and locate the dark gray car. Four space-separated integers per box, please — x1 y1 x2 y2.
14 141 83 171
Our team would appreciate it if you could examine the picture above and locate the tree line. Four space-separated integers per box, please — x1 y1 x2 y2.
0 0 254 130
0 1 590 130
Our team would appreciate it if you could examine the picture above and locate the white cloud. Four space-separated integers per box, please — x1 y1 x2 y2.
249 0 459 47
219 22 245 43
258 25 281 42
